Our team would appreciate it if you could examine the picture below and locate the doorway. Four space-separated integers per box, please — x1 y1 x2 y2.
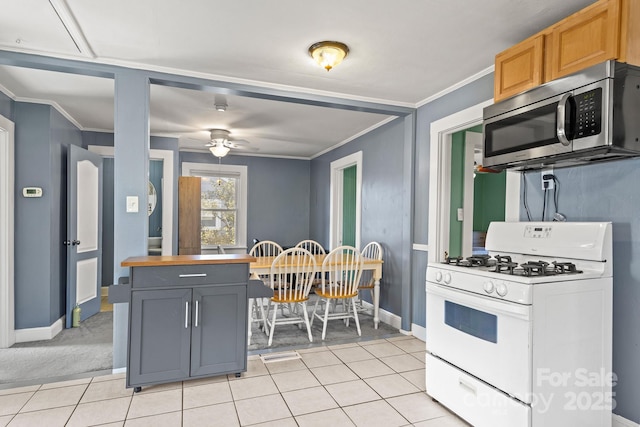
330 152 362 249
428 100 520 263
447 127 507 258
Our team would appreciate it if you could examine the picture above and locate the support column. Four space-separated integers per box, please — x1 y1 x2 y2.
112 71 149 368
401 113 416 332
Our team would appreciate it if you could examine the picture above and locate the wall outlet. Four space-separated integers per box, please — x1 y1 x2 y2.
541 170 555 190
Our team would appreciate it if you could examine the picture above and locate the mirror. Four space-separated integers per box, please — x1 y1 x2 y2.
148 181 157 216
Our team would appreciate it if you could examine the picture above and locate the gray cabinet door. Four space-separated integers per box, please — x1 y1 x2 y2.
191 285 247 377
128 288 192 387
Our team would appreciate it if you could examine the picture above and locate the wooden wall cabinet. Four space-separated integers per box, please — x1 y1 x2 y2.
494 34 545 102
548 0 621 81
494 0 640 102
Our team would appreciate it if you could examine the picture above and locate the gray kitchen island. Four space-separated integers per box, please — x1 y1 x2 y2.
118 254 255 392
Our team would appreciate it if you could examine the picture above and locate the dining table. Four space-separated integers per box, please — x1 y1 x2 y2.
250 254 384 329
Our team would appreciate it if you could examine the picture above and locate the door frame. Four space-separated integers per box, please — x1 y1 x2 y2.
428 99 520 263
0 113 14 348
329 151 362 250
89 146 174 255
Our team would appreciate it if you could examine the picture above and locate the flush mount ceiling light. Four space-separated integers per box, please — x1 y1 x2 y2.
308 41 349 71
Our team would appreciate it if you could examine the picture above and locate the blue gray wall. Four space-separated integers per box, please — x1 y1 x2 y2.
0 90 12 120
84 132 180 284
412 73 495 329
149 159 163 238
310 118 406 317
518 164 640 423
13 102 82 328
180 152 310 248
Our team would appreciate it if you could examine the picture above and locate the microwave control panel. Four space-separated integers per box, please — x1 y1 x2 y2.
574 88 602 139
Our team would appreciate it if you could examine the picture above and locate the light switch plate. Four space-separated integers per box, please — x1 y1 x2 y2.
126 196 139 213
457 208 464 222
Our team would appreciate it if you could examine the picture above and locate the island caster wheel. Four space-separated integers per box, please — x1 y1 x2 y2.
134 386 142 393
235 372 241 378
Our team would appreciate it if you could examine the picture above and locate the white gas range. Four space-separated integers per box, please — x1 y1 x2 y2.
425 222 613 427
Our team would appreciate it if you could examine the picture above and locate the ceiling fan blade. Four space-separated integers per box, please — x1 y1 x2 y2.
230 145 259 152
228 139 251 145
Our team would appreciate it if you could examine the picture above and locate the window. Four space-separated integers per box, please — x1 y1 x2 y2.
182 162 247 250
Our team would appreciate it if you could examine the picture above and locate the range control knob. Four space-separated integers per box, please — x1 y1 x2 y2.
444 273 452 284
483 281 495 294
496 282 508 297
435 271 443 282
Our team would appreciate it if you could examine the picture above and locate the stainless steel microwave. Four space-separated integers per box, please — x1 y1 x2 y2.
483 60 640 171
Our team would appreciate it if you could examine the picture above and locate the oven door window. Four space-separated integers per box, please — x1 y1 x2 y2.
444 301 497 343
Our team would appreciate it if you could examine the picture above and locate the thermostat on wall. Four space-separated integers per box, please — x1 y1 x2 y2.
22 187 43 198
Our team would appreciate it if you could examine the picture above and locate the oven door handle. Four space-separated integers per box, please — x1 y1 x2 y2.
426 283 530 320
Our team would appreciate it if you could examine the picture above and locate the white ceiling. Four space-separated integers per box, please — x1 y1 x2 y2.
0 0 595 158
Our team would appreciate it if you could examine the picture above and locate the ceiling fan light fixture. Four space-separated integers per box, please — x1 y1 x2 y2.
210 144 230 158
309 41 349 71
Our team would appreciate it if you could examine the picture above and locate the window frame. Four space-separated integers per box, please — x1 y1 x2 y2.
182 162 248 251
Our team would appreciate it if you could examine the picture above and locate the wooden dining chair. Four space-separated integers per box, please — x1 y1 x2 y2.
247 240 283 344
266 247 317 346
294 239 326 255
311 245 364 340
356 241 383 312
249 240 283 258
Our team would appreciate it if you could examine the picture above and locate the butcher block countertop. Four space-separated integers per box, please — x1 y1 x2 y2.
121 254 256 267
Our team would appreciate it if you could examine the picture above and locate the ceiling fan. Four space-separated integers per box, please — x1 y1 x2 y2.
205 129 257 157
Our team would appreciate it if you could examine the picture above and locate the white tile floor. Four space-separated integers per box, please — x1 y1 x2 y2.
0 336 470 426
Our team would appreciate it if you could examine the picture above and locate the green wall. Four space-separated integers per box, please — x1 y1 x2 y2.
342 165 357 246
448 131 466 258
473 171 506 232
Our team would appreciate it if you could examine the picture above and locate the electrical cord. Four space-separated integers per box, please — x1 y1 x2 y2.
522 172 532 221
552 175 559 214
542 187 548 221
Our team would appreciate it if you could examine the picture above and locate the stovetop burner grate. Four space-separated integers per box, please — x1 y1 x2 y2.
441 255 583 277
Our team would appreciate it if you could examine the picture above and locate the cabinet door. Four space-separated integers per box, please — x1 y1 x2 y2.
178 176 201 255
494 34 545 102
191 285 247 377
128 289 192 387
549 0 621 80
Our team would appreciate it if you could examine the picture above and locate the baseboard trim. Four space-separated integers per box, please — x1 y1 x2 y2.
613 414 640 427
361 301 402 330
15 316 64 343
112 367 127 375
411 323 426 342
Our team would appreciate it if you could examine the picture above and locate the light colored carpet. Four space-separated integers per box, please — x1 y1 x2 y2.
0 305 400 386
0 311 113 384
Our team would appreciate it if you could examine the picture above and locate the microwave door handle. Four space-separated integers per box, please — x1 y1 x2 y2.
556 93 572 146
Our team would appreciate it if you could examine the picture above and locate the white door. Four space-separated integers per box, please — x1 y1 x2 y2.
66 145 103 328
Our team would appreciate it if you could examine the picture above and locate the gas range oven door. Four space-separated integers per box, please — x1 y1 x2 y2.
426 283 532 401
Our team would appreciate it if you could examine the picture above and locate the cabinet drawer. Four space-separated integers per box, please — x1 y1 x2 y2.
131 263 248 288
